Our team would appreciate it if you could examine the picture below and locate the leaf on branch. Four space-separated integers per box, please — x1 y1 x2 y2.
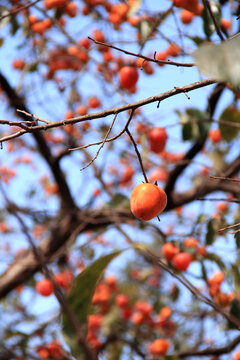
194 34 240 87
228 298 240 329
204 252 226 271
219 106 240 142
200 261 208 283
201 1 221 40
234 231 240 249
103 193 130 209
205 219 218 245
62 250 122 336
231 264 240 295
177 108 209 141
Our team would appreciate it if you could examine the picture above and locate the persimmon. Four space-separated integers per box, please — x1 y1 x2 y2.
93 29 105 42
78 37 91 49
115 294 129 308
221 18 232 31
148 338 170 356
217 202 228 213
167 43 180 57
76 105 88 115
233 351 240 360
65 2 77 17
12 59 25 70
148 127 168 153
148 167 168 183
64 109 74 119
208 271 224 285
208 129 222 143
180 9 194 24
172 252 192 271
162 243 178 262
130 183 167 221
131 311 145 325
88 96 101 108
119 66 139 90
92 283 110 304
28 14 38 24
35 279 53 296
183 237 198 248
156 50 167 66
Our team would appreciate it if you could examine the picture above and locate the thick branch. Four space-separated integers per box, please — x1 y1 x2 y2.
0 208 134 299
177 334 240 358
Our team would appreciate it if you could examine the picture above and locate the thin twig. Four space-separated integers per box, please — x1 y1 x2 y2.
0 0 41 20
126 124 149 183
197 197 240 203
218 222 240 232
79 113 118 171
88 36 194 67
17 109 55 124
210 175 240 182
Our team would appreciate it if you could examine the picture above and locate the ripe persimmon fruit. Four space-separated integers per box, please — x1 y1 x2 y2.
130 183 167 221
172 252 192 271
148 127 168 153
148 338 170 356
119 66 139 90
35 279 53 296
162 243 178 262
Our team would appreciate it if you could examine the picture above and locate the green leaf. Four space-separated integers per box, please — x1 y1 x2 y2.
200 261 208 282
231 264 240 295
228 298 240 329
187 36 205 46
182 123 193 141
179 108 209 141
235 231 240 249
205 219 218 245
219 106 240 142
202 1 221 40
10 15 19 35
194 34 240 87
104 193 130 209
204 253 226 271
62 251 122 336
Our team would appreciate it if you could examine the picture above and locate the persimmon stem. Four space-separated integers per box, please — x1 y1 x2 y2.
125 124 149 184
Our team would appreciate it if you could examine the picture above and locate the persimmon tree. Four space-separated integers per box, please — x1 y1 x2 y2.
0 0 240 359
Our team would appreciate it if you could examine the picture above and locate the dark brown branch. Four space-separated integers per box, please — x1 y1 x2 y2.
0 208 134 299
176 334 240 358
3 195 96 360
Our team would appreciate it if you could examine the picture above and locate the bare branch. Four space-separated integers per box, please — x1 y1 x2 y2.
0 78 216 143
88 37 194 67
